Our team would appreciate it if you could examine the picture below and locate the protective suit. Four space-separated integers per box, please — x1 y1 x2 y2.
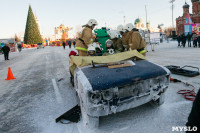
128 30 146 55
75 19 98 56
122 32 130 50
76 27 93 56
112 38 124 52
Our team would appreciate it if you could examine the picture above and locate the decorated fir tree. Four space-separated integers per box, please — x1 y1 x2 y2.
24 5 42 44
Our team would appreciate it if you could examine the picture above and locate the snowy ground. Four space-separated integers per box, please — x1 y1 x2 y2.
0 42 199 133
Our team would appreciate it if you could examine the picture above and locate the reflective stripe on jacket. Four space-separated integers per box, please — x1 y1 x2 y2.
75 27 93 51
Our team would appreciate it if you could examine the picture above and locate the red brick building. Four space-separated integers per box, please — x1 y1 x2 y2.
176 0 200 35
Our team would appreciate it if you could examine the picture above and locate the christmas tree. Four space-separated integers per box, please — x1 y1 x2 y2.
24 5 42 44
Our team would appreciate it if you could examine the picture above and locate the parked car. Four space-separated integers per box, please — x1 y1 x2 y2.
37 43 44 49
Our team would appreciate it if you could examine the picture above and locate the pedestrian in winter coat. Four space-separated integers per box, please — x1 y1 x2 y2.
68 41 72 49
2 45 10 60
18 44 22 52
187 33 192 47
197 36 200 48
181 34 186 47
75 19 98 56
192 34 198 47
63 41 66 49
186 89 200 133
177 35 181 47
73 41 76 48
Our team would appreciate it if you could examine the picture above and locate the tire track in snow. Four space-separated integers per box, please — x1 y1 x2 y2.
52 79 63 104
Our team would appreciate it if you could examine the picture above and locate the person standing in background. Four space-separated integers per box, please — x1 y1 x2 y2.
73 40 76 48
18 42 22 52
181 34 186 48
2 44 10 60
177 35 181 47
68 40 71 49
187 33 192 47
62 41 66 49
193 33 198 47
197 36 200 48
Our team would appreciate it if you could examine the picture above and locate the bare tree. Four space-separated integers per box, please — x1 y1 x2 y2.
15 34 20 43
164 27 174 37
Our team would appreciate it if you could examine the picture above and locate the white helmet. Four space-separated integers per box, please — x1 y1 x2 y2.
117 25 124 32
124 23 134 31
87 19 98 26
114 32 120 38
88 44 96 51
109 31 116 39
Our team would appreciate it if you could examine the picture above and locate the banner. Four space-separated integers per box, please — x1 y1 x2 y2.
192 23 200 35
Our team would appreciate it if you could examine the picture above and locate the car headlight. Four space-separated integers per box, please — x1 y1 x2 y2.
102 90 113 100
90 93 102 104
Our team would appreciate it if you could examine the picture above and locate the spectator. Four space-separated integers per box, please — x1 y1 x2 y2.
62 41 66 49
181 34 186 48
18 43 22 52
177 35 181 47
73 40 76 48
197 36 200 48
68 40 71 49
187 33 192 47
2 44 10 60
193 33 198 47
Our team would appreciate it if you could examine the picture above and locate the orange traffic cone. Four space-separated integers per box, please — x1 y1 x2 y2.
5 67 16 80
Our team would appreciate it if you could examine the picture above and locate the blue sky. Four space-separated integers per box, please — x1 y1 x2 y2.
0 0 192 38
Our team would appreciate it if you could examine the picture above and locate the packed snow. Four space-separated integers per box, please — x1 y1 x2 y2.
0 41 199 133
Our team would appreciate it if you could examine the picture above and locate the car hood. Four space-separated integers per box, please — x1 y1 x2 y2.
81 60 169 91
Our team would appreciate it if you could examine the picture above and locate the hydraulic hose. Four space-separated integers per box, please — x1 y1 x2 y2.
170 78 196 101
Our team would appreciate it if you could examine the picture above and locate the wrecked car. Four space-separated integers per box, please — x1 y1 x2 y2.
69 50 170 128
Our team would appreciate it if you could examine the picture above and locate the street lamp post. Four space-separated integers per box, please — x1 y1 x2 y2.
169 0 175 30
169 0 176 38
124 16 125 25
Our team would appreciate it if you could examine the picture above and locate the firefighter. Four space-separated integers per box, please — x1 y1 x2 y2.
87 44 96 56
109 31 124 52
124 23 146 56
117 25 129 51
75 19 98 56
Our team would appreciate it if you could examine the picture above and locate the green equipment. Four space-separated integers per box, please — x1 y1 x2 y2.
94 27 110 53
